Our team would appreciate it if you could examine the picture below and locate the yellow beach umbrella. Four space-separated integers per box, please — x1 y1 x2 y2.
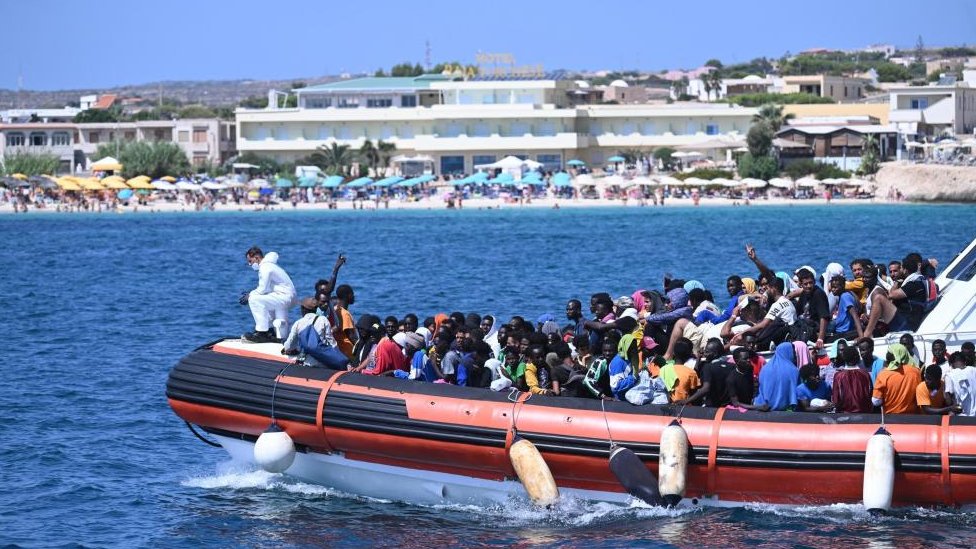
161 176 177 182
132 175 151 181
126 178 153 189
79 178 106 191
11 173 28 180
103 179 129 190
56 177 82 191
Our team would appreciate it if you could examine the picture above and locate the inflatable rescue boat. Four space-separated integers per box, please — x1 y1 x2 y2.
167 338 976 509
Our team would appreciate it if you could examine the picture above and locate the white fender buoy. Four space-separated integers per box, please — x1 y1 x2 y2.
658 419 689 507
863 426 895 513
254 424 296 473
509 436 559 506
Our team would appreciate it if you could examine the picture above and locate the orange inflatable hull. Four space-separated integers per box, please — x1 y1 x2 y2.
167 342 976 507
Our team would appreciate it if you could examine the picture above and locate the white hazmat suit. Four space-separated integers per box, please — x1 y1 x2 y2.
248 252 297 338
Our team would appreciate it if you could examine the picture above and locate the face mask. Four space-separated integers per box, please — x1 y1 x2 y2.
251 262 260 271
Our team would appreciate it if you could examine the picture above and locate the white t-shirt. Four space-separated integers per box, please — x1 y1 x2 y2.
946 366 976 416
765 296 797 326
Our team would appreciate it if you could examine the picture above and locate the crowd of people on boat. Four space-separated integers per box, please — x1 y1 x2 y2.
238 245 976 417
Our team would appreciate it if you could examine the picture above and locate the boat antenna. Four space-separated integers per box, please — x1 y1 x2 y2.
600 398 615 448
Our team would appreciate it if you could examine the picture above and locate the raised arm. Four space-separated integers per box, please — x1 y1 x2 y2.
745 244 776 287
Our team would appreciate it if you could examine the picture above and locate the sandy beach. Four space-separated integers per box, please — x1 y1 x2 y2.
0 194 901 215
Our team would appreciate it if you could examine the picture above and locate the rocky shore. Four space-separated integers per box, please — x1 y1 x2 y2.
875 162 976 202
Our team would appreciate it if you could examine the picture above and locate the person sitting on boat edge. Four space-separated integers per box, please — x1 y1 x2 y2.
832 346 873 413
796 363 834 412
753 342 800 412
241 246 297 344
916 363 960 415
871 343 922 414
945 351 976 416
525 345 559 395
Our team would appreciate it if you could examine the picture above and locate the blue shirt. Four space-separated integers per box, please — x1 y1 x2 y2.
796 380 831 402
698 290 743 325
608 355 636 399
754 343 800 411
833 291 858 333
869 356 886 385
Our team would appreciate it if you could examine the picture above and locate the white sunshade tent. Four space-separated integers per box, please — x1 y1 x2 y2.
711 178 738 187
682 177 709 187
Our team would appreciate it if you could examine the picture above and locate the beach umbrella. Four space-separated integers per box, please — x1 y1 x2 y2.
741 178 768 189
91 157 122 172
102 178 129 190
656 176 682 187
161 175 177 182
821 177 848 186
607 155 625 163
176 181 202 191
11 173 28 180
56 177 82 191
275 178 294 188
796 177 820 188
321 175 344 188
151 180 177 190
79 178 106 191
126 178 153 190
488 173 514 184
567 159 586 167
298 177 319 188
769 177 794 189
202 181 227 190
259 187 275 196
682 177 709 187
117 189 134 200
711 177 738 187
552 172 573 187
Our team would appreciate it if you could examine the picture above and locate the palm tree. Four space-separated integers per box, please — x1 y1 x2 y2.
701 79 713 102
707 71 723 101
753 104 795 132
312 143 353 176
358 140 379 177
376 140 397 177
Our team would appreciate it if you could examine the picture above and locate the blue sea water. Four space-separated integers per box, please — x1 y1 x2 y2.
2 203 976 547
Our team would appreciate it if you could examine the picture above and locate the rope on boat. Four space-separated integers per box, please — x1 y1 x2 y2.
184 421 222 448
600 398 615 448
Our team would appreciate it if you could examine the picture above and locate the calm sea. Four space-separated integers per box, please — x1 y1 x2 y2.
2 204 976 547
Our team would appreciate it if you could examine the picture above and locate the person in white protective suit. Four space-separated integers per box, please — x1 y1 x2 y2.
242 246 297 343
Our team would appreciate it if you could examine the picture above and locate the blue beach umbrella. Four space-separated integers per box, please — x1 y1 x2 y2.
275 178 294 188
567 159 586 166
552 173 572 187
298 177 318 187
321 175 344 188
607 155 625 163
117 189 134 200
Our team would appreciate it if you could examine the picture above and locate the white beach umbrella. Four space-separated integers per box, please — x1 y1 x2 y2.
769 177 794 189
711 177 737 187
202 181 227 190
630 175 656 187
821 177 848 186
600 174 626 188
741 178 768 189
176 181 202 191
796 177 820 188
682 177 708 187
846 178 875 188
151 180 177 190
573 174 595 188
657 175 683 187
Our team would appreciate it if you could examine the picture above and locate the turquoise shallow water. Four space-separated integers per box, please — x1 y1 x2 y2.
2 204 976 547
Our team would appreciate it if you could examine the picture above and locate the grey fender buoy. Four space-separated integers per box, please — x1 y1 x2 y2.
609 445 662 506
658 420 689 507
253 424 296 473
509 436 559 506
863 426 895 513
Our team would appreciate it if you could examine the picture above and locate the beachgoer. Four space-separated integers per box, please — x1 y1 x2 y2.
832 346 873 413
872 343 922 414
242 246 298 343
753 342 800 411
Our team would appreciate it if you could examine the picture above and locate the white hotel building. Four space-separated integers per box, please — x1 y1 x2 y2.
235 75 757 174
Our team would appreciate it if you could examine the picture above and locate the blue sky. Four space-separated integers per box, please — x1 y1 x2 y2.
3 0 975 90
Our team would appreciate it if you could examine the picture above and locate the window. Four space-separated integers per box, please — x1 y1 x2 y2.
337 126 351 139
536 122 556 136
124 131 136 141
305 97 332 109
366 98 393 108
400 125 415 138
89 132 100 144
337 97 359 109
317 126 332 139
52 132 71 146
472 123 491 137
444 123 464 137
686 121 698 135
154 129 167 141
6 132 25 146
706 123 719 135
844 86 848 98
472 155 495 167
193 129 207 143
400 95 417 107
537 154 562 171
178 131 189 142
946 245 976 281
641 122 657 136
440 155 464 175
516 93 536 104
509 122 529 136
29 132 46 146
621 122 636 135
589 123 603 136
910 98 929 109
380 126 393 139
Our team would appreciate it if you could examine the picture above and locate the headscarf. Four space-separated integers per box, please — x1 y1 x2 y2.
683 280 705 293
631 290 647 313
886 343 911 371
822 263 844 289
402 332 425 351
536 313 555 324
666 287 690 309
793 341 811 368
540 320 561 335
776 271 797 293
433 313 448 335
742 277 757 294
617 333 636 358
415 327 433 348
